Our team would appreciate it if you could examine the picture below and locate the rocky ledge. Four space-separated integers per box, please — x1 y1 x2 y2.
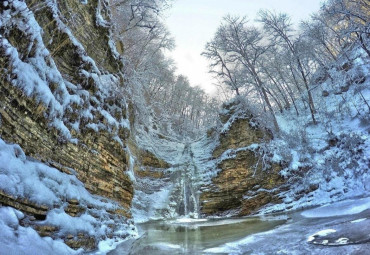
200 101 287 216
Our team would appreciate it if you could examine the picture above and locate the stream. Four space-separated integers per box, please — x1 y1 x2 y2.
110 141 370 254
109 207 370 255
109 215 286 255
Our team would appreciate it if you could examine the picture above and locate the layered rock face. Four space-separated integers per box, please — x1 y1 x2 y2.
0 0 134 250
200 101 286 216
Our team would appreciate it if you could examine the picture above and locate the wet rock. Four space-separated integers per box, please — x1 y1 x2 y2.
0 0 134 214
0 0 137 251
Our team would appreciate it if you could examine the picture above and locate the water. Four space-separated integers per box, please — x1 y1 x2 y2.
118 140 370 254
110 208 370 255
170 142 200 218
109 216 286 255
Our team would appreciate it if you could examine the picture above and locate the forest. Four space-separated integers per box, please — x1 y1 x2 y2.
110 0 369 138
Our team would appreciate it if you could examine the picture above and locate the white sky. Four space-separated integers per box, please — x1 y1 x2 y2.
165 0 324 95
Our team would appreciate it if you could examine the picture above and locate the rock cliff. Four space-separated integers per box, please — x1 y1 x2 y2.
200 100 287 216
0 0 136 250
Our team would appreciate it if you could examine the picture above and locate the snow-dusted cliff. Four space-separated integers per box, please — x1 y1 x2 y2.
0 0 136 252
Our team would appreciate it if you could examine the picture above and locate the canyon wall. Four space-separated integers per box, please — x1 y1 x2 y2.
0 0 139 250
200 101 287 216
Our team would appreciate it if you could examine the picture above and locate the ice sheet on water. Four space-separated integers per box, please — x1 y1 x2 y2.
171 217 208 224
301 197 370 218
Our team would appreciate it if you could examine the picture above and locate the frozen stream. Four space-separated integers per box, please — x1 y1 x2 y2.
109 197 370 254
113 139 370 254
109 216 286 254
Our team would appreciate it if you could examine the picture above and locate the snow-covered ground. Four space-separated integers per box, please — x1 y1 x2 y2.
205 197 370 254
251 47 370 214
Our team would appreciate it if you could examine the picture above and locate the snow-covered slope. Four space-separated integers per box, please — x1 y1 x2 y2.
194 46 370 217
0 137 137 254
260 47 370 213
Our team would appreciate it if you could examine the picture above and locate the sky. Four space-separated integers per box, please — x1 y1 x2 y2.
165 0 324 95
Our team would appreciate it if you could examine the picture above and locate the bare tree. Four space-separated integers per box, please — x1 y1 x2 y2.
203 15 280 132
322 0 370 57
258 10 318 124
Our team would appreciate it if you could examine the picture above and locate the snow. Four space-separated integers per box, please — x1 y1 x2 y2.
96 0 110 28
301 197 370 218
1 0 369 253
132 182 173 223
289 150 300 170
190 135 219 187
95 238 126 255
0 0 130 146
0 207 81 255
350 218 366 223
258 47 370 214
203 197 370 254
335 237 350 245
0 137 137 254
307 229 337 242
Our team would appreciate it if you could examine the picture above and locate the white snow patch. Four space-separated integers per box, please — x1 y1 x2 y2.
335 237 349 245
0 207 81 255
307 229 336 242
351 218 366 223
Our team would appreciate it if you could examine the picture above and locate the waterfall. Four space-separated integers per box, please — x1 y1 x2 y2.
183 172 188 216
165 142 200 218
126 147 137 184
179 143 200 218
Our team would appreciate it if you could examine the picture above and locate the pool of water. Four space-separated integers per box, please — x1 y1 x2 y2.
109 207 370 255
109 215 287 255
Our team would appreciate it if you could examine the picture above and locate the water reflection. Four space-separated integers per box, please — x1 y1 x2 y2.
113 216 286 255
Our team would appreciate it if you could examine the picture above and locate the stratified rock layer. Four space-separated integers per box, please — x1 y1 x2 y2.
0 0 132 213
200 102 286 216
0 0 134 250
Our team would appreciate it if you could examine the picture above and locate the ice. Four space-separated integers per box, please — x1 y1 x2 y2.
307 229 337 242
301 197 370 218
204 204 370 254
153 243 182 249
172 218 208 224
204 235 257 254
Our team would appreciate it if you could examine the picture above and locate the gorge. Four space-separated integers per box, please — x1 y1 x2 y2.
0 0 369 254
